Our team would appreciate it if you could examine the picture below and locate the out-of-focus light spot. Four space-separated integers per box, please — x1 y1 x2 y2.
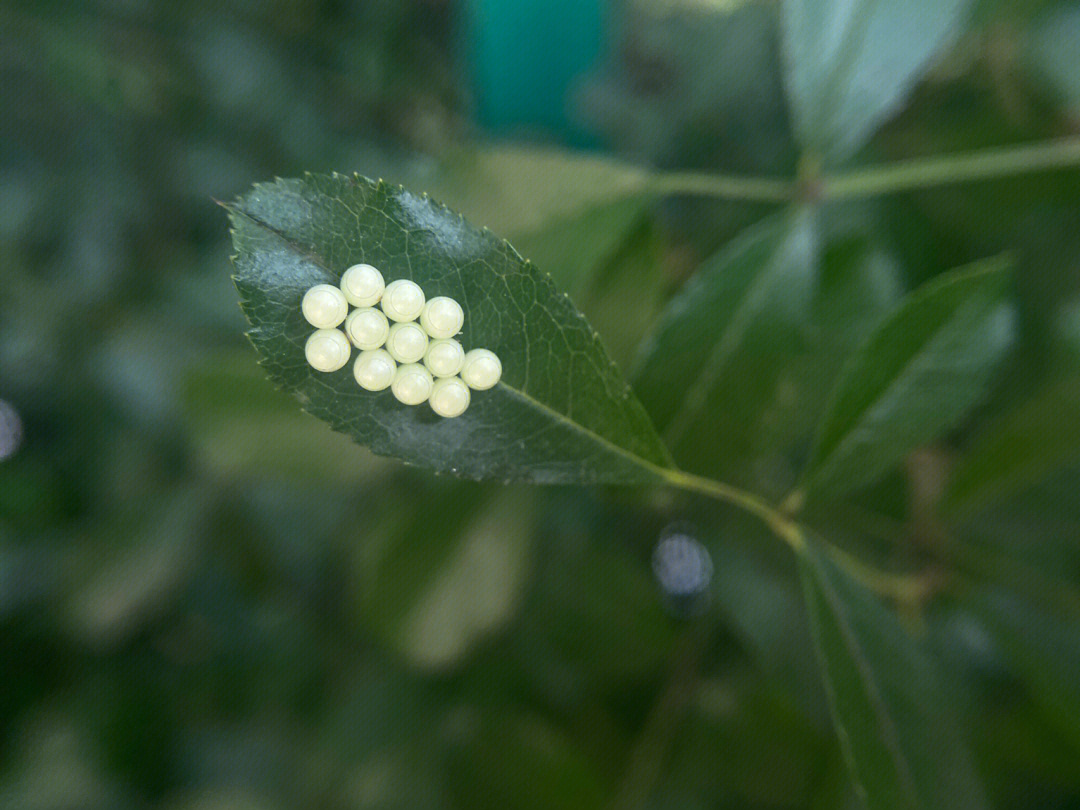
652 533 713 597
0 400 23 460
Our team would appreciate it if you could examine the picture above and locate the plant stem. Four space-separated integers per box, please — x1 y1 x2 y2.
647 171 796 203
822 136 1080 199
659 468 944 605
659 468 805 552
647 136 1080 203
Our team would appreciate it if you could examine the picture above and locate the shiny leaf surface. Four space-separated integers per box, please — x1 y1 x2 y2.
226 174 672 485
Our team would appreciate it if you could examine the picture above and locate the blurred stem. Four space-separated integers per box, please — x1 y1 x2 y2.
648 136 1080 203
824 542 944 606
661 468 805 552
821 136 1080 199
647 171 796 202
609 622 710 810
660 469 941 603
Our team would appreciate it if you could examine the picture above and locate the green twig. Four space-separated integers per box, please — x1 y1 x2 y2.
647 136 1080 204
821 136 1080 200
659 468 805 552
658 468 946 605
647 171 796 203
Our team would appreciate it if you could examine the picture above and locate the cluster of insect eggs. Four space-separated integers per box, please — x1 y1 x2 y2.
301 264 502 418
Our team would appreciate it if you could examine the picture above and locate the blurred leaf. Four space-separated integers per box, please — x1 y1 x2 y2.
515 538 677 699
512 196 649 297
446 711 609 810
577 219 671 370
420 146 650 240
183 351 393 484
1025 3 1080 114
706 542 822 699
800 258 1015 499
354 486 533 669
583 1 796 177
226 174 671 484
66 488 208 649
632 208 818 480
333 746 447 810
953 462 1080 612
418 146 654 297
969 591 1080 756
659 679 834 808
756 237 904 490
0 715 126 810
392 489 533 668
797 535 987 810
945 373 1080 515
781 0 973 163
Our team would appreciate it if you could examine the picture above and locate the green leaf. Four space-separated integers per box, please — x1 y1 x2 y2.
415 145 650 240
445 711 609 810
797 536 987 810
412 146 653 296
1025 3 1080 114
969 591 1080 756
945 373 1080 516
182 350 395 485
800 258 1015 499
513 538 677 697
782 0 972 164
352 486 534 669
577 219 671 370
225 173 672 485
631 209 819 482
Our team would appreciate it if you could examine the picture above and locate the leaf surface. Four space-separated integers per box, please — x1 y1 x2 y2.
226 174 671 484
798 535 987 810
801 259 1014 498
945 373 1080 516
631 209 819 481
782 0 972 163
970 590 1080 756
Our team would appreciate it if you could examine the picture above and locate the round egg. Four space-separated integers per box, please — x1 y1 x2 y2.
460 348 502 390
353 348 397 391
420 296 464 339
429 376 471 418
302 284 349 329
305 329 351 372
380 279 425 322
391 363 434 405
340 263 385 307
385 321 429 364
424 339 465 378
344 307 390 350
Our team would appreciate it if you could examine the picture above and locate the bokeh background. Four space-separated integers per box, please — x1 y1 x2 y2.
3 1 1080 808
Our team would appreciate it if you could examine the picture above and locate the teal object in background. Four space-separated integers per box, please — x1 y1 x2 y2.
464 0 605 145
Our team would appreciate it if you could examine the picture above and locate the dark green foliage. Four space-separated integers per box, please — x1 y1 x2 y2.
4 0 1080 808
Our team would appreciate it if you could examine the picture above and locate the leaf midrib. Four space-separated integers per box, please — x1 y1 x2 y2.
497 383 671 480
807 270 1002 489
661 232 797 448
807 550 921 809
